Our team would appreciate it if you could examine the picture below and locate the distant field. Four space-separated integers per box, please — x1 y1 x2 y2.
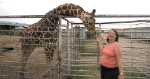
0 35 21 62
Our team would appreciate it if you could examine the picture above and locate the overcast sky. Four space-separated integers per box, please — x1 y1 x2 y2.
1 0 150 15
1 0 150 28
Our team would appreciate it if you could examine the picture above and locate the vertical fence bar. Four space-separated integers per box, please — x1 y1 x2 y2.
58 17 62 79
146 38 150 79
96 24 101 79
67 22 71 77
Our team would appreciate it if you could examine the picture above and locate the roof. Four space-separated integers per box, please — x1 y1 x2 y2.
0 21 29 27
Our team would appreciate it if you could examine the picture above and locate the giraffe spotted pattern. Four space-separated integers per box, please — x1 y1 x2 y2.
19 3 96 79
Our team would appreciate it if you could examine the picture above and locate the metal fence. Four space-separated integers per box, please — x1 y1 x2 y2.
0 16 67 79
0 15 150 79
0 15 90 79
97 23 150 79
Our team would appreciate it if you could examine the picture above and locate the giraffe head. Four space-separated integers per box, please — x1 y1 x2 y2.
80 9 96 32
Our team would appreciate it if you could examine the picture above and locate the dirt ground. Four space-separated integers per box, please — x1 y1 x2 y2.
0 35 49 79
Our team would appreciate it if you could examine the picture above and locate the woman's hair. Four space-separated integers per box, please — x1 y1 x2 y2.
106 29 119 43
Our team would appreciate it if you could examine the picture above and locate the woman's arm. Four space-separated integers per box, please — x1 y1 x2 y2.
96 36 103 55
114 43 124 79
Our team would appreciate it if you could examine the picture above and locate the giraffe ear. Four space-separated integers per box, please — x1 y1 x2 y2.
92 9 96 15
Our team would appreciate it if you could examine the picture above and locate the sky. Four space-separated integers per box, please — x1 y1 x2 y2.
1 0 150 28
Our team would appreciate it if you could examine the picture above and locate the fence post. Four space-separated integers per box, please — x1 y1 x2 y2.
58 17 62 79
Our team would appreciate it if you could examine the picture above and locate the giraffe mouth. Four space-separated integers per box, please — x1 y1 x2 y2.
83 21 95 32
86 26 95 32
88 24 95 32
89 27 95 32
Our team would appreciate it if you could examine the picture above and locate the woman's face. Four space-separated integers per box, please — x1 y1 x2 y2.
107 30 116 42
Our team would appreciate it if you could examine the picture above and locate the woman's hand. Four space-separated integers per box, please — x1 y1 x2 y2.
119 72 124 79
96 35 103 42
96 36 100 41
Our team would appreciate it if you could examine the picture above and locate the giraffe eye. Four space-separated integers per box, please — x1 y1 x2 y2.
90 17 93 19
85 16 88 19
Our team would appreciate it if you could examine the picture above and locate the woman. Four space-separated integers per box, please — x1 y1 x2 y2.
96 29 124 79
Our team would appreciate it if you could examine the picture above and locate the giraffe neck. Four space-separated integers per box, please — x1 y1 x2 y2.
25 3 86 32
51 3 85 17
36 3 85 27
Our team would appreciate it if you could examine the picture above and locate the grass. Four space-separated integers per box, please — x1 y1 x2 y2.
124 67 146 79
71 39 99 79
71 65 97 79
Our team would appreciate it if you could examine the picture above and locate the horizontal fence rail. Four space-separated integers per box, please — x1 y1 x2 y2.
1 14 150 18
1 15 150 25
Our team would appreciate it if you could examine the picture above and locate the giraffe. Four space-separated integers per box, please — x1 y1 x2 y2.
19 3 96 79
